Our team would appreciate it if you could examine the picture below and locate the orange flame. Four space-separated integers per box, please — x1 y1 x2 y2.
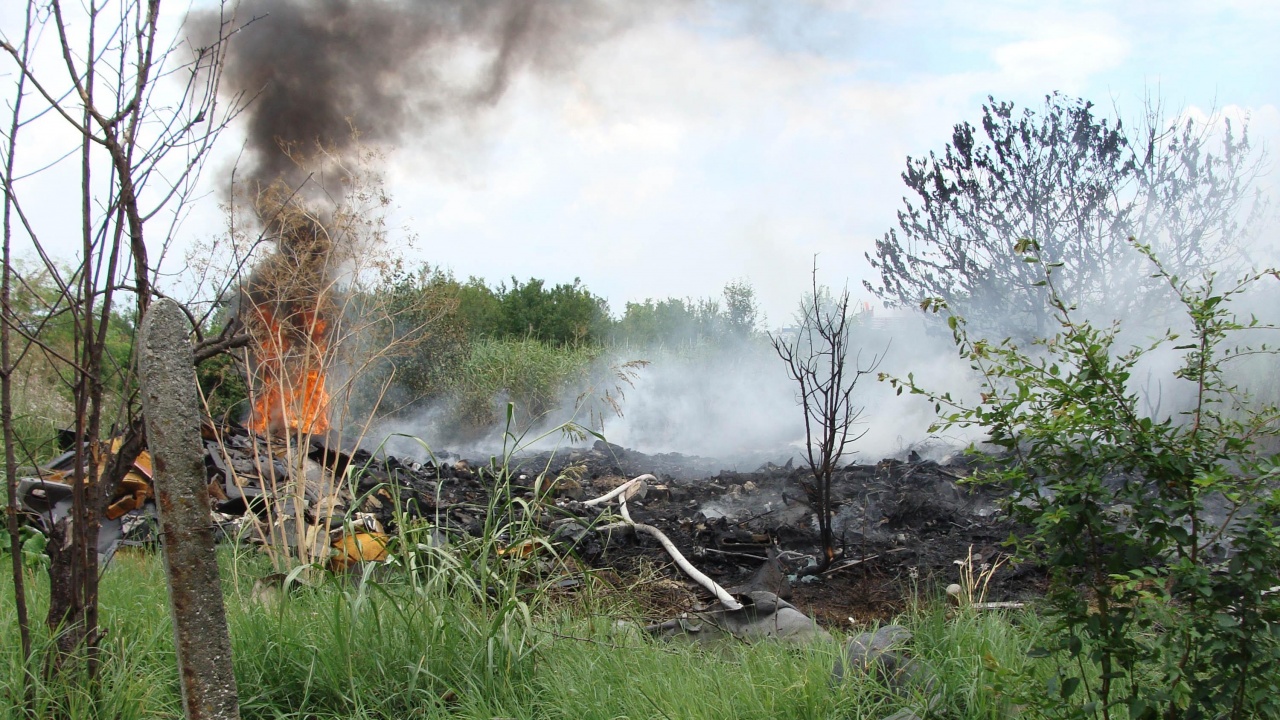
248 303 331 436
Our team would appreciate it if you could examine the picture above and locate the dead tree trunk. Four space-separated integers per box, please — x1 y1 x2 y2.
770 262 884 571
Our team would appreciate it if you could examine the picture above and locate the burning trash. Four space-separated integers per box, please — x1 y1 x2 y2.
240 201 339 438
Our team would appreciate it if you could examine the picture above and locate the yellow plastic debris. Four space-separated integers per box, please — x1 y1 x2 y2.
328 532 388 572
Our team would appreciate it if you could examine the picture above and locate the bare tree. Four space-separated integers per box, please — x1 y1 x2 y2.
866 93 1267 341
1 0 242 682
771 265 884 571
1 1 38 699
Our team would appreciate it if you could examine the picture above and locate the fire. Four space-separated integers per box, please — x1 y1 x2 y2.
248 302 331 436
241 188 340 437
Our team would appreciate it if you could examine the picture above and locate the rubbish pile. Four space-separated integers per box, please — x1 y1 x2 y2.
15 424 1035 624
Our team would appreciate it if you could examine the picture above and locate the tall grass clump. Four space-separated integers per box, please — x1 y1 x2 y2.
0 551 183 720
907 599 1047 719
449 338 600 429
230 422 589 717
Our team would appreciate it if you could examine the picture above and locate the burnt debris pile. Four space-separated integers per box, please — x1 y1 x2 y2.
514 442 1034 621
17 427 1037 622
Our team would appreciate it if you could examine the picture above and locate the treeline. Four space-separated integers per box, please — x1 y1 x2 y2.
199 265 768 435
378 264 763 349
1 258 767 444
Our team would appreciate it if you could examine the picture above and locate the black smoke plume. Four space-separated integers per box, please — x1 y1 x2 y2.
195 0 680 191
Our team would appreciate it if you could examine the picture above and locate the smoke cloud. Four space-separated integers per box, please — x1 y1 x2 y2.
369 316 988 468
195 0 690 191
592 318 986 465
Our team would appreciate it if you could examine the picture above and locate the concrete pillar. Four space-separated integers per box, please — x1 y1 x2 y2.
139 298 240 720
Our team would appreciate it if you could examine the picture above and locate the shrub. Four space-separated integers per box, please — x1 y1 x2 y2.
448 338 599 430
889 240 1280 719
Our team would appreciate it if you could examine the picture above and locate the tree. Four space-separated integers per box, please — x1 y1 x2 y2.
347 261 467 417
496 277 610 346
1 0 241 686
456 276 505 339
611 280 764 349
866 93 1266 340
771 266 884 570
721 279 762 339
612 297 701 347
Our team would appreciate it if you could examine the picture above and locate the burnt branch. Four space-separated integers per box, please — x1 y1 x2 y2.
194 318 251 365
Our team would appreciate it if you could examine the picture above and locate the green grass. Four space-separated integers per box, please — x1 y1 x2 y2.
0 547 1045 719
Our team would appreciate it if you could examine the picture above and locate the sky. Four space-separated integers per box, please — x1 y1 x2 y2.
3 0 1279 325
379 0 1280 324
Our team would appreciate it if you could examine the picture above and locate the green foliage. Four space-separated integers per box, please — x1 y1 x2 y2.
612 296 705 346
0 525 47 571
611 280 763 348
358 268 613 427
722 278 763 337
454 276 503 339
1 261 136 460
319 270 765 434
344 262 469 419
447 338 599 429
196 350 249 423
3 407 64 465
8 262 136 395
450 275 610 346
491 276 610 346
891 240 1280 719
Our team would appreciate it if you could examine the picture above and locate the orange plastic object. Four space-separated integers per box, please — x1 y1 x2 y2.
328 532 388 572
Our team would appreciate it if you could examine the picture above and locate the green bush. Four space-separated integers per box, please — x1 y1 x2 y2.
0 525 46 571
891 240 1280 719
447 338 599 430
196 350 250 423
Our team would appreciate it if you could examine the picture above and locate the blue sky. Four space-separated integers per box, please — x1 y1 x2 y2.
4 0 1277 324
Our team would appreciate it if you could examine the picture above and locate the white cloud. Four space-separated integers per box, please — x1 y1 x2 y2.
991 32 1130 92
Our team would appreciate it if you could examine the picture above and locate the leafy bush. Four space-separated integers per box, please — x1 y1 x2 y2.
890 240 1280 719
447 338 599 430
0 525 47 572
196 350 250 423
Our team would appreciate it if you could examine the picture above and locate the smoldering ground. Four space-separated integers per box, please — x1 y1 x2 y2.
368 314 989 467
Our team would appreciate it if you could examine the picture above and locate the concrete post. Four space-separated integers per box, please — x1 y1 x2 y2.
139 299 240 720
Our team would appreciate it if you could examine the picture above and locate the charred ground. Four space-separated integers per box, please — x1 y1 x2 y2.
329 435 1040 626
